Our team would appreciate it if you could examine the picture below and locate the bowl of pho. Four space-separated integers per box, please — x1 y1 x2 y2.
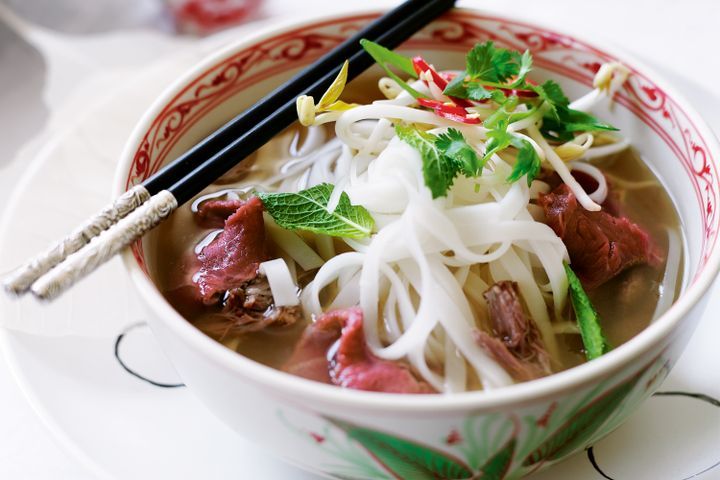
116 8 720 479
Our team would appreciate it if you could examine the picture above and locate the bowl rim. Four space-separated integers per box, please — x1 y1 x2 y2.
116 6 720 412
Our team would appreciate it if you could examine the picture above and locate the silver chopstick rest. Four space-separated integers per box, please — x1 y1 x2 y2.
30 190 178 301
2 184 152 295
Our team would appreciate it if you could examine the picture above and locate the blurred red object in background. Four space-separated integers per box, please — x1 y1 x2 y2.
167 0 263 34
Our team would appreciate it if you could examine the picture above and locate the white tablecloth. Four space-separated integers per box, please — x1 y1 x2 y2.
0 0 717 478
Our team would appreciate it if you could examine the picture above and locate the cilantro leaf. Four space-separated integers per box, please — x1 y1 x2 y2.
436 128 482 177
507 138 542 185
466 41 519 83
561 108 619 132
443 74 506 104
360 39 426 99
443 72 468 98
540 114 575 142
483 123 513 162
257 184 374 239
395 124 457 198
541 106 619 141
511 50 533 87
564 262 612 360
530 79 618 139
532 79 570 120
467 82 504 102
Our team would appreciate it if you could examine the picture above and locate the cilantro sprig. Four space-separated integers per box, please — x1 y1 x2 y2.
395 125 482 198
442 41 530 103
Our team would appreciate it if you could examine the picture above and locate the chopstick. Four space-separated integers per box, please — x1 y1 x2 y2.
5 0 457 300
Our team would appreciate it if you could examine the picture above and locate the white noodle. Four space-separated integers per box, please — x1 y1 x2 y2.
581 137 631 160
259 259 299 307
244 60 665 393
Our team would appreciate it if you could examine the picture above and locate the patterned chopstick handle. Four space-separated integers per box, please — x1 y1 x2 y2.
30 190 177 301
3 184 152 295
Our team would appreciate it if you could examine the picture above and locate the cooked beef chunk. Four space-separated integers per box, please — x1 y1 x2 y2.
195 198 244 229
283 307 435 394
474 281 552 382
203 273 301 337
539 184 661 289
194 196 268 304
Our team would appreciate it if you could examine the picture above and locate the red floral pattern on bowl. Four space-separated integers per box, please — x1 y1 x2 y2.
126 11 719 279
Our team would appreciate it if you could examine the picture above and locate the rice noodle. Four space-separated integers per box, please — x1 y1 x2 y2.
247 61 661 393
259 259 299 307
581 137 631 160
264 214 324 271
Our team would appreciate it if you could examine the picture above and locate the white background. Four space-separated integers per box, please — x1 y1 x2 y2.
0 0 718 478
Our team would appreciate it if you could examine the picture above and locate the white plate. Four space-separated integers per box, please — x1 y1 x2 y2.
1 42 719 480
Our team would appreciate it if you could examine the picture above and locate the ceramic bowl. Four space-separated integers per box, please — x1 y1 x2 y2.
116 8 720 479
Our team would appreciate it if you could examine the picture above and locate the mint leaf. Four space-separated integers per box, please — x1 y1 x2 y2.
436 128 482 177
466 41 519 83
564 262 612 360
360 39 426 99
507 139 541 185
257 184 374 239
396 124 457 198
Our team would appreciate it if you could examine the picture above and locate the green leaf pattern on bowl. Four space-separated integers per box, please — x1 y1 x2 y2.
279 354 671 479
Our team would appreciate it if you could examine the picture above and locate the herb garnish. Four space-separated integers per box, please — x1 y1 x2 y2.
564 263 612 360
257 184 375 239
355 39 621 192
360 39 426 99
395 125 482 198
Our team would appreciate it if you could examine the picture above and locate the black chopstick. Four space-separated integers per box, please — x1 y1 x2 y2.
145 0 456 195
10 0 457 300
170 0 456 204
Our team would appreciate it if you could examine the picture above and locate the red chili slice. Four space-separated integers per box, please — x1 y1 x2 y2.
412 57 474 108
437 70 539 99
417 98 465 114
433 110 481 124
487 85 539 98
417 98 480 124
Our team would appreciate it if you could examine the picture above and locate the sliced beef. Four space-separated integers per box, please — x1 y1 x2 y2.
164 196 302 336
474 281 552 382
539 184 661 289
195 198 244 229
283 307 435 394
194 196 268 304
